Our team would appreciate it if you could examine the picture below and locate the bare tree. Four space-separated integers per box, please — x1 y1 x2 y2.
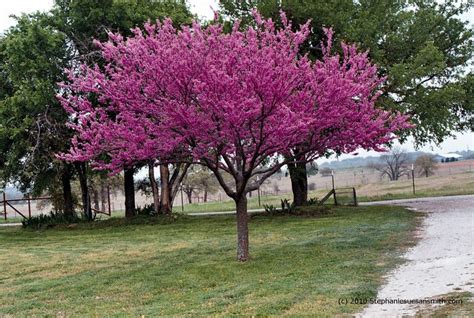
369 148 410 181
415 154 438 177
182 166 219 203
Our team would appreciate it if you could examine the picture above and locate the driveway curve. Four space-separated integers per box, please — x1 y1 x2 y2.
360 195 474 317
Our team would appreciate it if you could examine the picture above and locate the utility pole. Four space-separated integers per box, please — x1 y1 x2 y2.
180 183 184 212
257 177 261 207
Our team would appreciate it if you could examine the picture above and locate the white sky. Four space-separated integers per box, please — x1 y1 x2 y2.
0 0 472 162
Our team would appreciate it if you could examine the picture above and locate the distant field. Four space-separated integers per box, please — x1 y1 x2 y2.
181 168 473 213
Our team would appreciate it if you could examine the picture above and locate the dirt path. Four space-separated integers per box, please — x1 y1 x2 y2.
360 195 474 317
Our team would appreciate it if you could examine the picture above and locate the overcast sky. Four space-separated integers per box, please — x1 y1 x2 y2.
0 0 472 162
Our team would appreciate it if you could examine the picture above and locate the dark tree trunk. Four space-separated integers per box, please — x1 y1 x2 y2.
288 161 308 206
184 190 192 204
169 163 190 208
75 162 92 221
124 167 135 218
160 164 172 215
92 187 100 211
61 168 74 217
100 183 107 212
235 194 249 262
203 189 208 202
148 162 160 214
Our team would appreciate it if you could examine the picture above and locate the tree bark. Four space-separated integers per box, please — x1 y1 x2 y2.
235 194 249 262
204 189 208 202
61 168 74 217
92 189 99 211
124 167 135 218
148 162 160 214
160 164 172 215
288 161 308 206
185 190 192 204
75 162 92 221
100 182 107 212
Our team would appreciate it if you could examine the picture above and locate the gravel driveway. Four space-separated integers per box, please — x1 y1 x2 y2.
360 195 474 317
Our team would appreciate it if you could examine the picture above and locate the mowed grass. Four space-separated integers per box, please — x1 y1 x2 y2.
0 206 420 316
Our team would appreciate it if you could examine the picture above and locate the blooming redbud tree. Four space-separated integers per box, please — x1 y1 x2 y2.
59 12 409 261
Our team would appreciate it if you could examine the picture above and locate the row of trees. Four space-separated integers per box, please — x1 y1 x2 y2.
0 0 193 219
369 148 438 181
0 1 472 261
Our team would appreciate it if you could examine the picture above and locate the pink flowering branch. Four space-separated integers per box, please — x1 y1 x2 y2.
59 11 411 261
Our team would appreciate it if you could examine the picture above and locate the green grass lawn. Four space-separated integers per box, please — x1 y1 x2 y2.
0 215 24 223
180 193 293 213
0 205 421 316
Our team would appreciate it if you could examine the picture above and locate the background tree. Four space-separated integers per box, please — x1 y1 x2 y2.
0 14 76 217
136 162 189 213
182 166 219 203
1 0 193 220
220 0 473 205
369 148 410 181
61 13 408 261
415 154 438 177
51 0 193 218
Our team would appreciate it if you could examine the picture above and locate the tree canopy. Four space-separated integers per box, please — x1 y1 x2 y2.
60 12 408 260
220 0 474 144
0 0 194 216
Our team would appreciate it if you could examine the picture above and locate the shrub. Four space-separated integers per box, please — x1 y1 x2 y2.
22 211 84 229
263 204 278 214
304 197 320 206
280 199 295 213
135 204 157 217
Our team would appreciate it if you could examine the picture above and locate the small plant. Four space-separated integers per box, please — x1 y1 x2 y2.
280 199 295 213
305 197 320 206
263 204 278 214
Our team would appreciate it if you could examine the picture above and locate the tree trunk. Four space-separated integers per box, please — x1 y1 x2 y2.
148 162 160 214
124 167 135 218
185 190 192 204
92 187 100 211
288 161 308 206
235 194 249 262
204 189 208 202
100 183 107 212
160 164 172 215
61 168 74 217
75 162 92 221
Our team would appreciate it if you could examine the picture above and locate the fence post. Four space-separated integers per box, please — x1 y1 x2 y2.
3 192 6 220
353 188 358 206
27 193 31 218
